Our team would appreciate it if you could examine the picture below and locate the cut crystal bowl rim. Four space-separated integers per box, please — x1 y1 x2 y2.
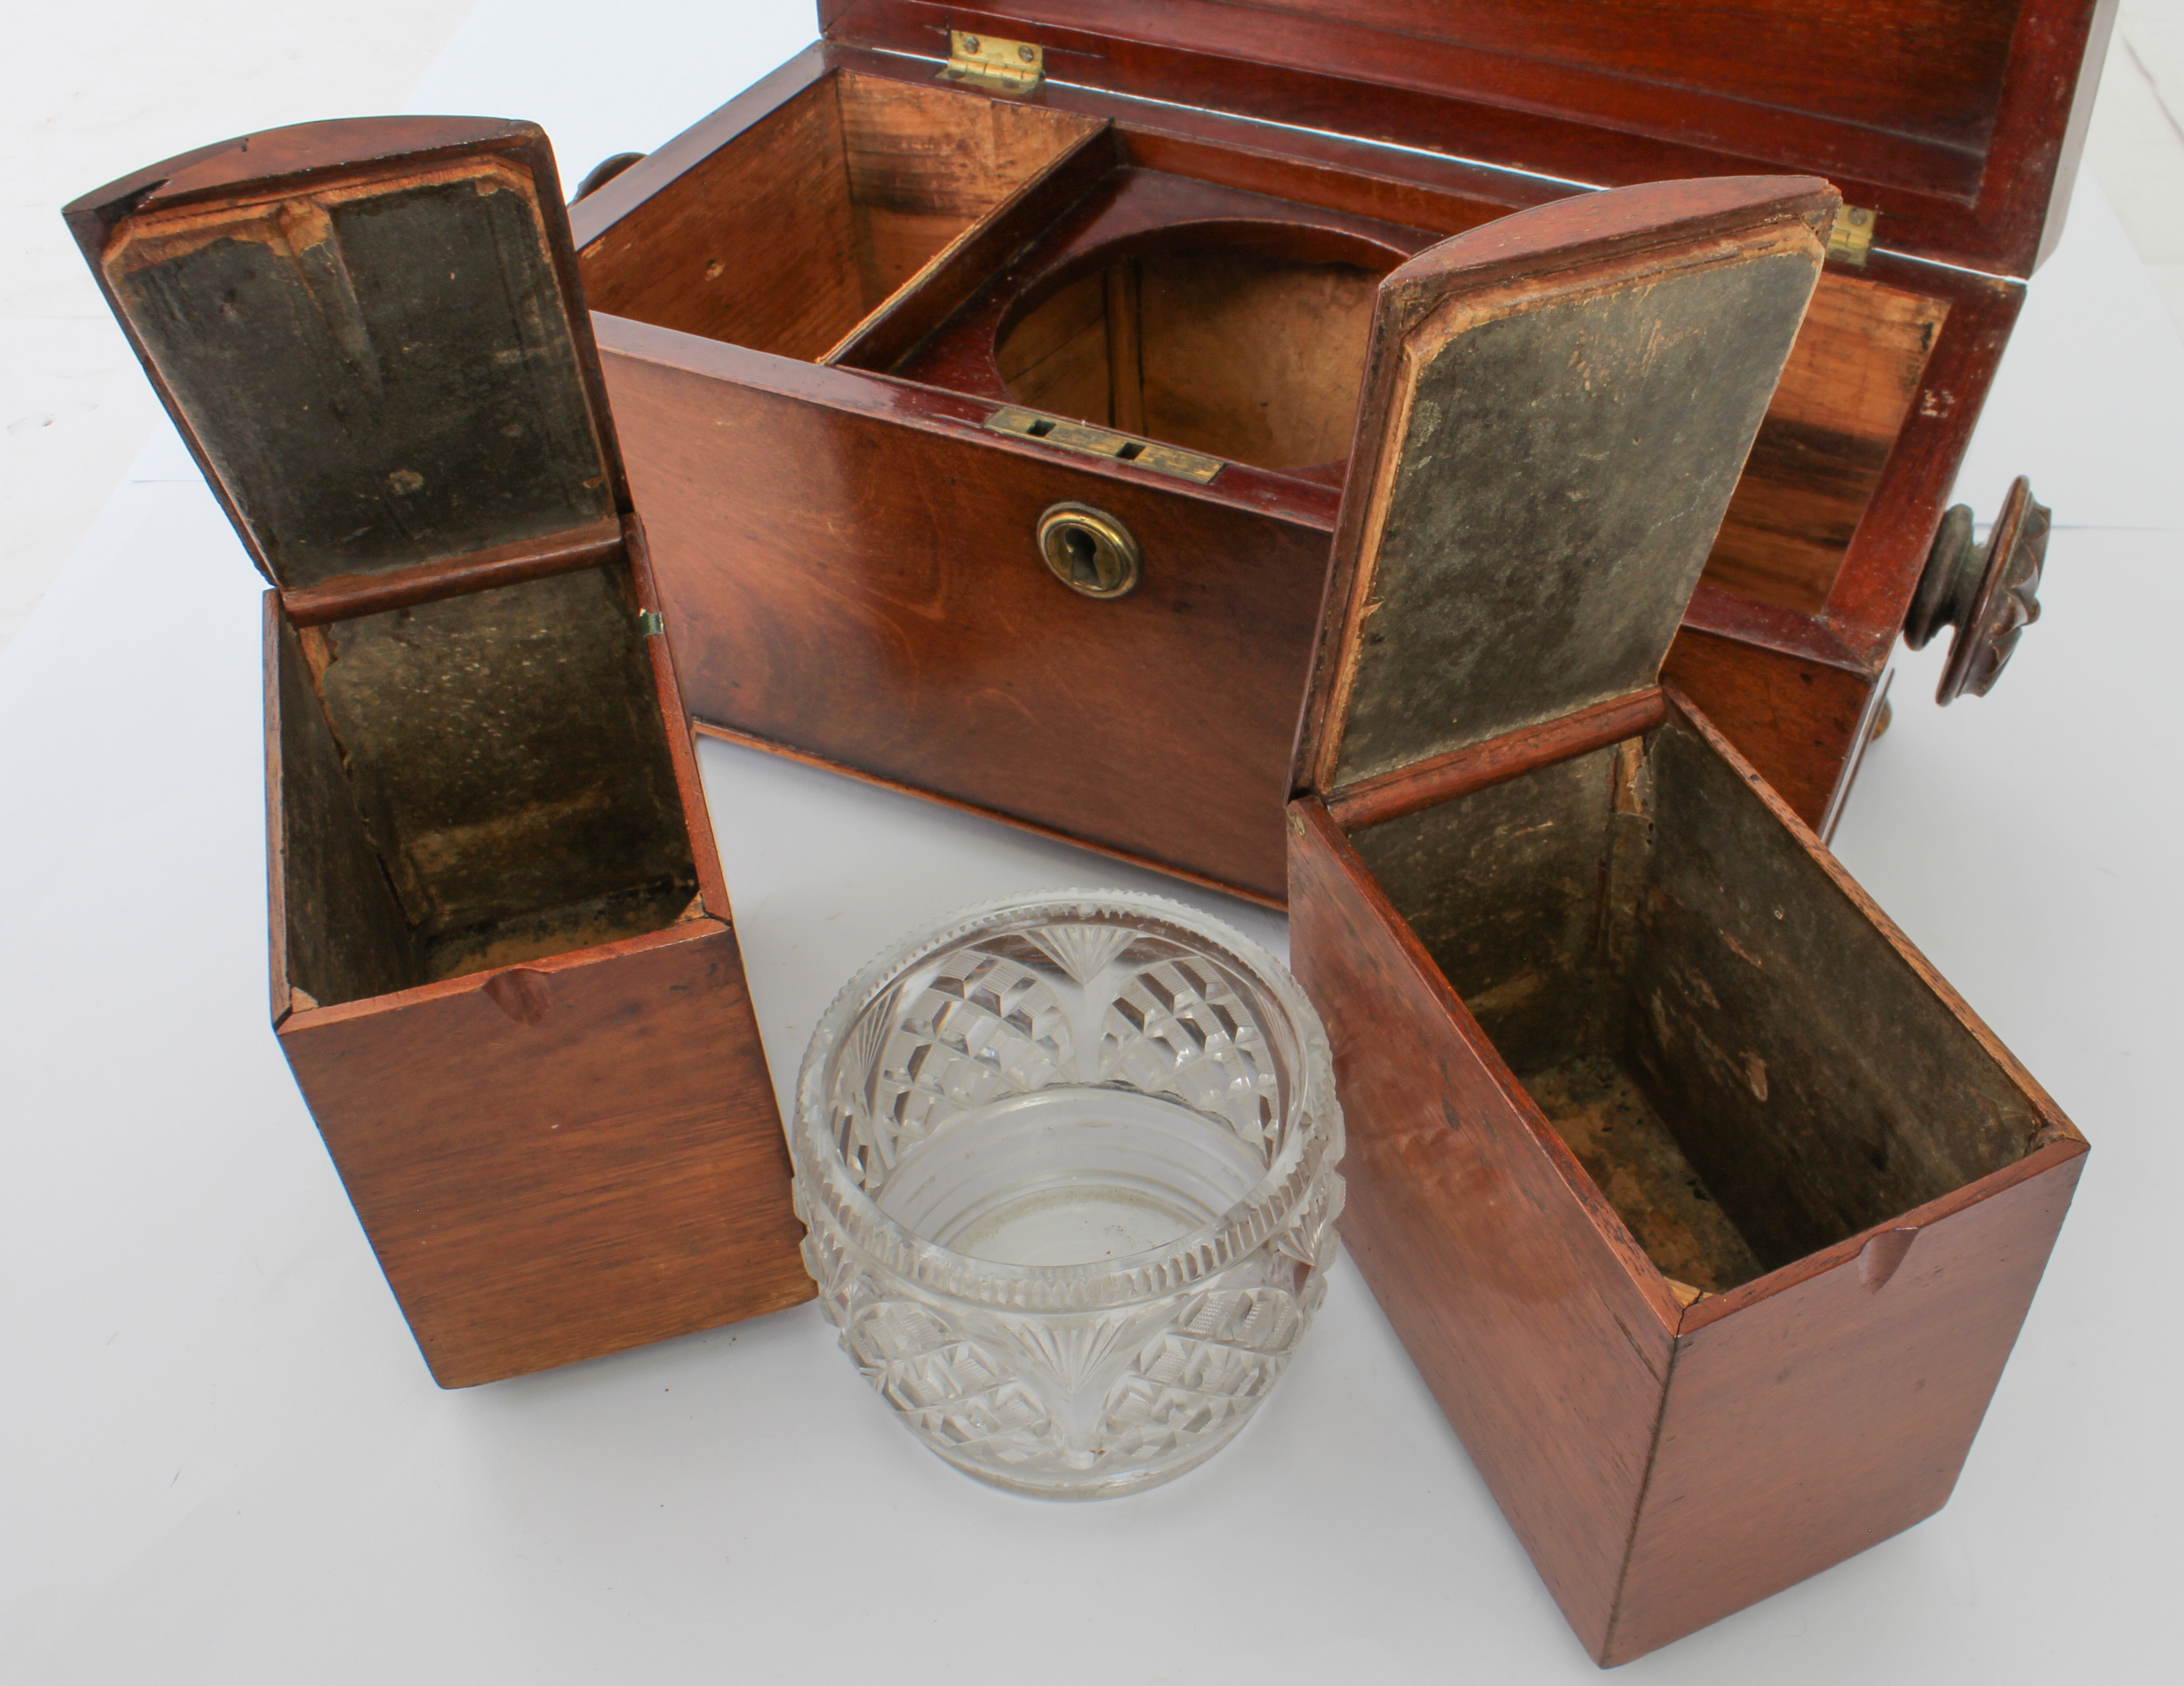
792 888 1340 1313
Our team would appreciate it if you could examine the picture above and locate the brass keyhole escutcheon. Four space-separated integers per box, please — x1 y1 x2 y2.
1037 503 1141 599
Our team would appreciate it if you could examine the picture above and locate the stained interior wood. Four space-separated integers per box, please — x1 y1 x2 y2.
1351 712 2044 1292
105 160 615 589
1519 1057 1764 1294
575 72 1100 360
277 564 697 1007
996 229 1391 470
1699 273 1949 614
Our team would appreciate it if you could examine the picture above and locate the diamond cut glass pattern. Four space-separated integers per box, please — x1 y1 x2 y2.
793 893 1345 1498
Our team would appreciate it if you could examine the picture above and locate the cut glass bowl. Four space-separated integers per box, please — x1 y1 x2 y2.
792 891 1345 1499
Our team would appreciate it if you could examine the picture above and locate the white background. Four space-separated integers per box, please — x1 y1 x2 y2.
2 4 2179 1682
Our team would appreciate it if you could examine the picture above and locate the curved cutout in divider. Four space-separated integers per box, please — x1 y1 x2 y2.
994 221 1406 476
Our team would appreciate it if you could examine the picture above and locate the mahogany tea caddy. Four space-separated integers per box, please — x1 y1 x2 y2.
65 121 813 1388
569 0 2110 904
1281 176 2086 1665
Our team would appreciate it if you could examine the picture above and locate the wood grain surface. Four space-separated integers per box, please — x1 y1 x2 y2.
821 0 2111 277
579 69 1098 362
83 118 812 1389
1288 685 2087 1660
1270 165 2087 1656
276 919 806 1389
596 322 1333 903
1288 798 1679 1660
570 28 2073 891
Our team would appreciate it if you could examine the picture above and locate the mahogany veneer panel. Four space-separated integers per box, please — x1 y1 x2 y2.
595 323 1333 903
1701 273 1948 616
822 2 2112 277
1286 800 1675 1651
278 919 805 1389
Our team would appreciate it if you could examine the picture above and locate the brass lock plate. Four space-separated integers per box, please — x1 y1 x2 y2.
1037 504 1141 599
986 405 1222 484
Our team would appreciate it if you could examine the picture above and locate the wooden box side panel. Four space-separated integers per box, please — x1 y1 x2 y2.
1606 1147 2086 1663
1699 271 1949 620
599 336 1331 902
580 71 861 359
577 62 1100 364
1816 265 2024 656
1627 707 2056 1273
269 606 417 1007
1289 800 1676 1658
279 923 808 1387
1659 625 1875 830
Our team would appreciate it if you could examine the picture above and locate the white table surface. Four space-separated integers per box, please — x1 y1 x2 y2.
3 5 2179 1680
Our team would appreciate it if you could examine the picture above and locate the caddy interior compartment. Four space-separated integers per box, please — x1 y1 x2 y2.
579 59 1953 616
576 71 1103 360
274 563 698 1008
905 200 1418 477
1349 708 2049 1298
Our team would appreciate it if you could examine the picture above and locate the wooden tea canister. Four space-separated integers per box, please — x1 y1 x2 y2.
1280 174 2086 1664
566 0 2110 903
66 119 813 1388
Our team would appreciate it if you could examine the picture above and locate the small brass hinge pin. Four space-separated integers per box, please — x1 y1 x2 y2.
938 30 1044 95
1828 204 1877 267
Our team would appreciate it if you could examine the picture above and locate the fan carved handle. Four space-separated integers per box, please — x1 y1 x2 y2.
1903 475 2049 705
572 151 646 203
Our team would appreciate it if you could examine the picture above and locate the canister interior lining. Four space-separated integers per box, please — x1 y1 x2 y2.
275 563 698 1008
1350 712 2045 1293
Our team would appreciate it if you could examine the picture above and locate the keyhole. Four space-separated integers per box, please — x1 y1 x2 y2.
1036 503 1142 600
1060 524 1104 589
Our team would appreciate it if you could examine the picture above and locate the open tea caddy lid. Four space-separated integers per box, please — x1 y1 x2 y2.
65 118 626 598
1291 176 1841 803
823 0 2109 277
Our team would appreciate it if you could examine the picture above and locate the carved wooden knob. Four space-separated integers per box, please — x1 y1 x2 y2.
1903 475 2049 704
572 151 646 202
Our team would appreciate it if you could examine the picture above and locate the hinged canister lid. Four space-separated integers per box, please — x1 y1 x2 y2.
1294 176 1835 802
822 1 2110 277
65 117 625 593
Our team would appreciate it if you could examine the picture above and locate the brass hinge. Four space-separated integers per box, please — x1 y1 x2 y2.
636 609 664 635
985 405 1222 483
938 29 1044 94
1828 204 1877 267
